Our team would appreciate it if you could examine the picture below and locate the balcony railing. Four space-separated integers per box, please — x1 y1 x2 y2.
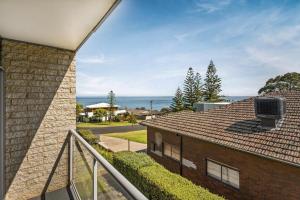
68 129 147 200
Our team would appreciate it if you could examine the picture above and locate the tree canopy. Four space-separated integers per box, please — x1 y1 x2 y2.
258 72 300 94
107 90 116 122
170 87 184 112
203 60 222 102
183 67 197 109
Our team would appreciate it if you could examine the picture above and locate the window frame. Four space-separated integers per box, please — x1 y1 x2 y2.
163 142 180 161
150 132 162 156
206 159 240 189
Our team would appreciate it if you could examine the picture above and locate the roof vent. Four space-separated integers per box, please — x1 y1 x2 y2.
254 97 286 129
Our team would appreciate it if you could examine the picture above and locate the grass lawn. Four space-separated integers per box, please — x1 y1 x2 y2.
77 121 138 128
104 130 147 144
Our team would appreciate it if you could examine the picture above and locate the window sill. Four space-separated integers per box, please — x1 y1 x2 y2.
163 154 180 162
207 175 240 191
150 150 162 157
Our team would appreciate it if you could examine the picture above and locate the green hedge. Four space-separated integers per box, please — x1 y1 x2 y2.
113 151 224 200
78 129 99 144
77 129 113 163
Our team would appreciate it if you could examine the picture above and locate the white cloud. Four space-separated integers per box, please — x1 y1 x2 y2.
193 0 232 13
77 54 109 64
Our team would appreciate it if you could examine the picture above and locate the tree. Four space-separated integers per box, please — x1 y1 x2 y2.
76 103 83 121
258 72 300 94
94 108 107 122
160 107 171 114
203 60 222 102
170 87 184 112
107 90 116 122
183 67 197 109
127 113 137 125
194 72 203 102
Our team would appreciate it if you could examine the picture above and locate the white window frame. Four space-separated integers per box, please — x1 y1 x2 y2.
206 159 240 189
0 67 4 199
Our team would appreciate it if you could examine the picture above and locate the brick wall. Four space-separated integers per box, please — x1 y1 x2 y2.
147 127 300 200
0 39 76 199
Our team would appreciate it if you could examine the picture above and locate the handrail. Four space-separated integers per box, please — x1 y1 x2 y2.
69 129 148 200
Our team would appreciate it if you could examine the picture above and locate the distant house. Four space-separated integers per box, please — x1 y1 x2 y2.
193 101 230 112
85 102 119 112
84 103 126 118
142 91 300 200
128 109 158 120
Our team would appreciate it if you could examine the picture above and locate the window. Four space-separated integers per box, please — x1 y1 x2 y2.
207 159 239 189
150 132 162 155
163 142 180 161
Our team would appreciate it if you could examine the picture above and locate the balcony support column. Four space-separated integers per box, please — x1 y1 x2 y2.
69 133 73 184
93 158 98 200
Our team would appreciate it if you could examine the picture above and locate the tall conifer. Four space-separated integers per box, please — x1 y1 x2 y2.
170 87 184 112
203 60 222 102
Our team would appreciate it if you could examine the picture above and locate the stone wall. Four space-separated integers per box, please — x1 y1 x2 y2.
147 127 300 200
0 39 76 199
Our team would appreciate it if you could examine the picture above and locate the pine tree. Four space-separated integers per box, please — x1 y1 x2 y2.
203 60 222 102
107 90 116 122
194 72 203 102
183 67 196 109
170 87 184 112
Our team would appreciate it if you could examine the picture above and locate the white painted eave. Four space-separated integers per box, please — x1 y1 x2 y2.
0 0 120 51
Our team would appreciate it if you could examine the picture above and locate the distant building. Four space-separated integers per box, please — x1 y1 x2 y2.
142 91 300 200
84 103 126 118
128 109 158 120
85 102 119 112
193 102 230 112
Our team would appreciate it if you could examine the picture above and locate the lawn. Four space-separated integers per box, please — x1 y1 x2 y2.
77 121 138 128
104 130 147 144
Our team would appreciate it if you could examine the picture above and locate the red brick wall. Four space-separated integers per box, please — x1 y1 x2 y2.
147 127 300 200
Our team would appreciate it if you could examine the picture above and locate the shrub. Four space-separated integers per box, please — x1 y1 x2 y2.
78 129 99 145
82 116 90 123
113 152 223 200
113 115 121 122
127 113 137 124
77 129 113 163
89 116 102 123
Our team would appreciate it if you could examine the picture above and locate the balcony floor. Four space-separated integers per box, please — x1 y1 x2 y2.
30 187 73 200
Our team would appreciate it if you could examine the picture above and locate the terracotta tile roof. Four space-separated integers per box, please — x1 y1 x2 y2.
141 91 300 167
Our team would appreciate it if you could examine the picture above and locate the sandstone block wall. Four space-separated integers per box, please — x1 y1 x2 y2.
0 39 76 199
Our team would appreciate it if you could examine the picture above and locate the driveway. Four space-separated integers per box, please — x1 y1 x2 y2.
83 125 146 135
99 135 147 152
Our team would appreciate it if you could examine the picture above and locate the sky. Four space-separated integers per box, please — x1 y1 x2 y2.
77 0 300 97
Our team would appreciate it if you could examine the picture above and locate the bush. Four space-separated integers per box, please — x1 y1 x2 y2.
113 152 223 200
113 115 121 122
82 116 90 123
127 113 137 124
78 129 99 145
77 129 113 163
89 116 102 123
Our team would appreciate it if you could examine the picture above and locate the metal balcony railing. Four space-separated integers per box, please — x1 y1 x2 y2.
68 129 147 200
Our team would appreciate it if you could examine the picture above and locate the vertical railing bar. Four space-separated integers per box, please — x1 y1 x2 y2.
69 134 73 184
93 158 97 200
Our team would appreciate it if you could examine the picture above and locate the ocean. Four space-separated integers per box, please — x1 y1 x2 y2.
77 96 250 111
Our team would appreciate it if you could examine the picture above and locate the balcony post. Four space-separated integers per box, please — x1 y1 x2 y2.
69 133 73 184
93 158 98 200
